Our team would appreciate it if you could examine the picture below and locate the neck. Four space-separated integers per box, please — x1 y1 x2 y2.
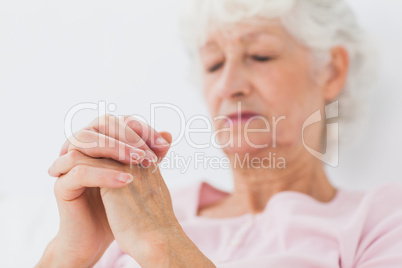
226 147 337 214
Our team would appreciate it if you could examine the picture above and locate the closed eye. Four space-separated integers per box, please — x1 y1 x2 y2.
208 62 224 73
207 55 271 72
251 55 272 62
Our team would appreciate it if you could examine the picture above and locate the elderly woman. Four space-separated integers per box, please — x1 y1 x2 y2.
37 0 402 267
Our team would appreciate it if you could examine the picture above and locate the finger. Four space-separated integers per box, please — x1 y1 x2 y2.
67 130 147 165
88 115 161 162
122 115 170 155
156 131 173 164
59 126 96 157
59 138 70 156
55 165 134 201
160 131 173 144
49 150 126 178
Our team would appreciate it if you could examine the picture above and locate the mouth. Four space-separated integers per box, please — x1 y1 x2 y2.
225 111 263 124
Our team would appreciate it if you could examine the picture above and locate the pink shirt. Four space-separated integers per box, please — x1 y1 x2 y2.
94 180 402 267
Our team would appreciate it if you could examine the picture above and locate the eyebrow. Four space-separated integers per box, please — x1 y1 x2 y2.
200 30 277 52
243 31 271 40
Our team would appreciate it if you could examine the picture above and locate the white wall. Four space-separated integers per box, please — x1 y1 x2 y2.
327 0 402 189
0 0 401 266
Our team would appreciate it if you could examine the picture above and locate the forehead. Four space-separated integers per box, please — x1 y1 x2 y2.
200 20 284 51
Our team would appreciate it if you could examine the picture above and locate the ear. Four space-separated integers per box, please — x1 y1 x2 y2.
323 46 349 102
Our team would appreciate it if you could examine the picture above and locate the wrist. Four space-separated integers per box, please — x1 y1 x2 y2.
36 239 69 268
132 225 215 268
36 236 99 268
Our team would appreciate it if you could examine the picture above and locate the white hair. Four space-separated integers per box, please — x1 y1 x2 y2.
179 0 377 155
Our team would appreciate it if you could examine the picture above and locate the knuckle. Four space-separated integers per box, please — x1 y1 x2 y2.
98 114 116 131
53 176 66 196
125 116 141 129
97 122 107 132
122 114 133 123
74 130 90 142
70 164 86 179
83 125 98 133
67 149 83 162
67 141 75 152
68 130 89 152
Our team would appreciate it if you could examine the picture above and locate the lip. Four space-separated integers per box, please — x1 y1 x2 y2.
225 111 263 124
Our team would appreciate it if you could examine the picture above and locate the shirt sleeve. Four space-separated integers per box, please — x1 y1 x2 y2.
353 183 402 267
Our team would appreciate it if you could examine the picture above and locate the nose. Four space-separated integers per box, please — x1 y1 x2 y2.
216 57 252 99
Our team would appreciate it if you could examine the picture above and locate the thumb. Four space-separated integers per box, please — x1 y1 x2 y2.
157 131 172 163
159 131 173 145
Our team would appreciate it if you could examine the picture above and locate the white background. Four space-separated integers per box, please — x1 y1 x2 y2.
0 0 401 266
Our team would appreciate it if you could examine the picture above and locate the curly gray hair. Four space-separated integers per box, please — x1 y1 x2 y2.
179 0 377 157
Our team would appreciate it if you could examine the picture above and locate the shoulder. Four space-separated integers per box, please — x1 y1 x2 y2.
365 181 402 201
358 182 402 222
352 182 402 266
351 182 402 238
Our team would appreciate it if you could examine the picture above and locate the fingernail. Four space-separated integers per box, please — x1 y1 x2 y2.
145 150 158 162
118 173 134 183
155 137 169 147
130 149 146 161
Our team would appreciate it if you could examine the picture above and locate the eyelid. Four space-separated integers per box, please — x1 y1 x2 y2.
205 53 273 73
207 62 223 73
251 55 273 61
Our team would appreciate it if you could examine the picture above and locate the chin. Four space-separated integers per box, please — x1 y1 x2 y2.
220 130 297 156
218 133 273 155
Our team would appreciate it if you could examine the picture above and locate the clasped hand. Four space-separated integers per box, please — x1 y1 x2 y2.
45 115 186 267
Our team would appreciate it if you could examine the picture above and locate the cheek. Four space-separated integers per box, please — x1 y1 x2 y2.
252 66 299 119
253 62 323 144
266 57 320 108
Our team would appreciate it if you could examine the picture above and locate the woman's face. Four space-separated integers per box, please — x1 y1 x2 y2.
200 19 329 156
